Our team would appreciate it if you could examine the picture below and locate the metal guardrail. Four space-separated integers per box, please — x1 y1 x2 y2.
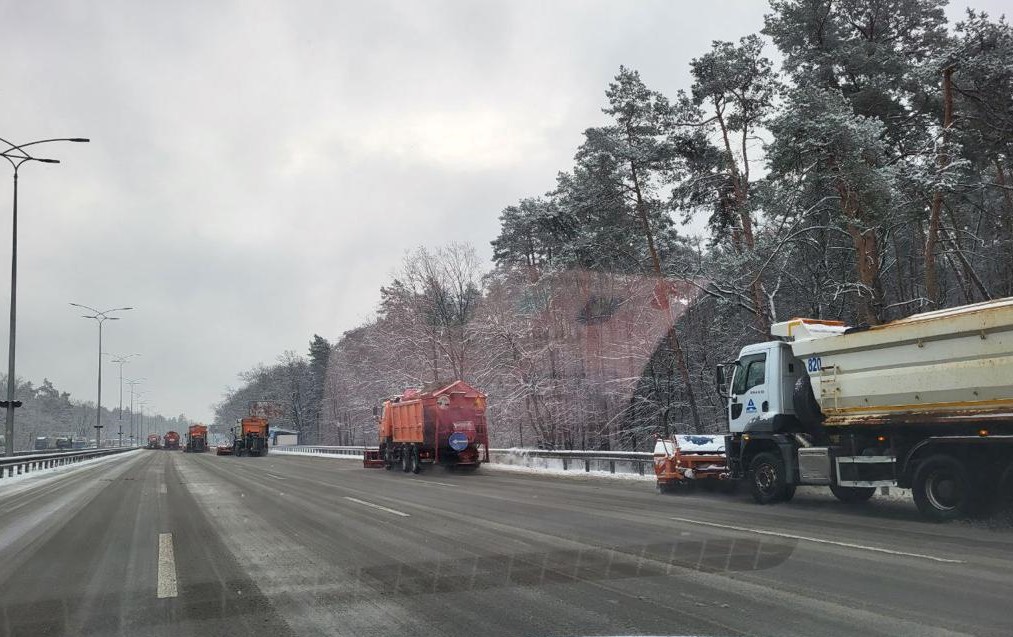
0 447 138 480
271 445 654 476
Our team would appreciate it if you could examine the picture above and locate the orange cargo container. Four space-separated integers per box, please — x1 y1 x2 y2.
185 424 208 453
233 417 269 457
369 380 490 473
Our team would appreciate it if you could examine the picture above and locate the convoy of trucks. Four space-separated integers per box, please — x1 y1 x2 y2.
364 380 489 473
185 424 208 453
653 297 1013 521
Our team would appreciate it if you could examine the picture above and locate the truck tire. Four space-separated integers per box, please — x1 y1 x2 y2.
793 376 823 434
912 454 972 521
998 462 1013 512
410 447 421 474
401 448 411 473
830 484 876 503
749 452 791 504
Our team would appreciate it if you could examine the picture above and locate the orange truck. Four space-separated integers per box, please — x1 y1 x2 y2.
364 380 489 473
163 431 181 450
233 417 269 457
185 424 208 453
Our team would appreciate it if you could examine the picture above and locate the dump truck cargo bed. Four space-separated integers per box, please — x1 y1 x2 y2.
775 298 1013 426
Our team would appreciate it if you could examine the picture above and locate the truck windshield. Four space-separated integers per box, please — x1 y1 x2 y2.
731 353 766 395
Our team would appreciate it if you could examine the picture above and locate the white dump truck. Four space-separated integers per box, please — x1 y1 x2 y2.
714 297 1013 521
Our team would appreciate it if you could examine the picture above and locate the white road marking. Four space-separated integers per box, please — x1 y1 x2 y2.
157 533 179 598
670 517 965 564
408 480 456 488
344 496 410 517
266 473 285 480
159 484 167 494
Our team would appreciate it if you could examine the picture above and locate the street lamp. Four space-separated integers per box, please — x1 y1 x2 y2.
70 303 132 448
1 136 89 456
137 400 150 441
127 380 144 445
109 353 140 446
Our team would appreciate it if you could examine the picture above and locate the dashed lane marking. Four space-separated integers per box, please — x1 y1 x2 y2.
670 517 965 564
157 533 178 598
344 496 410 517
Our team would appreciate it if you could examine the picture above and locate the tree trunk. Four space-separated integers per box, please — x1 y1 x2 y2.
924 66 954 306
715 107 769 334
628 161 703 433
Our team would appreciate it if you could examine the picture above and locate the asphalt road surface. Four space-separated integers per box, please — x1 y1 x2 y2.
1 450 1012 637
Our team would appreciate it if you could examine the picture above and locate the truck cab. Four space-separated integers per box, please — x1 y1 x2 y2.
724 341 806 434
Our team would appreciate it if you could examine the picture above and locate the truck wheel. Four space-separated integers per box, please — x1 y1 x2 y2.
401 448 411 472
830 484 876 503
410 447 421 474
749 452 790 505
912 454 972 521
793 376 823 436
997 462 1013 512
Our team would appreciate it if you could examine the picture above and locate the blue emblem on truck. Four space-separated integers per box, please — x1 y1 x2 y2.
746 399 757 413
448 431 469 451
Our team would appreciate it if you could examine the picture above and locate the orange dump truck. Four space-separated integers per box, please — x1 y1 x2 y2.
185 424 208 453
365 380 490 473
233 417 269 457
163 431 181 450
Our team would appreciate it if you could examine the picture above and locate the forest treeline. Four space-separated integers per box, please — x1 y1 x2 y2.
214 1 1013 451
3 375 189 449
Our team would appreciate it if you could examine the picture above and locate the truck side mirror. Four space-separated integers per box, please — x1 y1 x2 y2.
716 365 729 399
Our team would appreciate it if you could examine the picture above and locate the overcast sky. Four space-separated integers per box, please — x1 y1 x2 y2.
1 0 1004 423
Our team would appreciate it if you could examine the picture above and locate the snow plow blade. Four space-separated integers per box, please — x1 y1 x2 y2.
363 448 385 468
654 435 730 491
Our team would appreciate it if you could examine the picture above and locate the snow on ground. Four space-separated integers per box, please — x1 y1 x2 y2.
0 448 144 495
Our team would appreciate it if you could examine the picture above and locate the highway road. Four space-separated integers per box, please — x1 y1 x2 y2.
1 450 1012 636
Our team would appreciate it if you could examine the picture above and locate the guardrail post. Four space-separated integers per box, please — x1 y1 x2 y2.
638 460 645 476
562 457 568 471
584 459 590 472
609 460 615 474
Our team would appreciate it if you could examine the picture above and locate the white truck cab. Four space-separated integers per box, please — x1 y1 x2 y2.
724 341 807 434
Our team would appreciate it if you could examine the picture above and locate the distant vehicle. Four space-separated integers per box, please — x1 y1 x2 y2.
54 435 74 450
364 380 489 473
34 436 51 451
233 418 269 457
146 434 161 449
72 437 88 449
163 431 181 450
185 424 208 453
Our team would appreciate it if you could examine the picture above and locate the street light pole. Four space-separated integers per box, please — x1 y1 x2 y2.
70 304 132 448
1 136 88 456
127 379 143 444
110 354 139 446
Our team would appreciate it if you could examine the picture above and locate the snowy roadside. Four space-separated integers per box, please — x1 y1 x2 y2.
0 448 144 495
268 447 656 482
484 461 655 482
267 448 363 460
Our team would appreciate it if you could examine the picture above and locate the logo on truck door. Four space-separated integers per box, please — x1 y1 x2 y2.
746 399 757 413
